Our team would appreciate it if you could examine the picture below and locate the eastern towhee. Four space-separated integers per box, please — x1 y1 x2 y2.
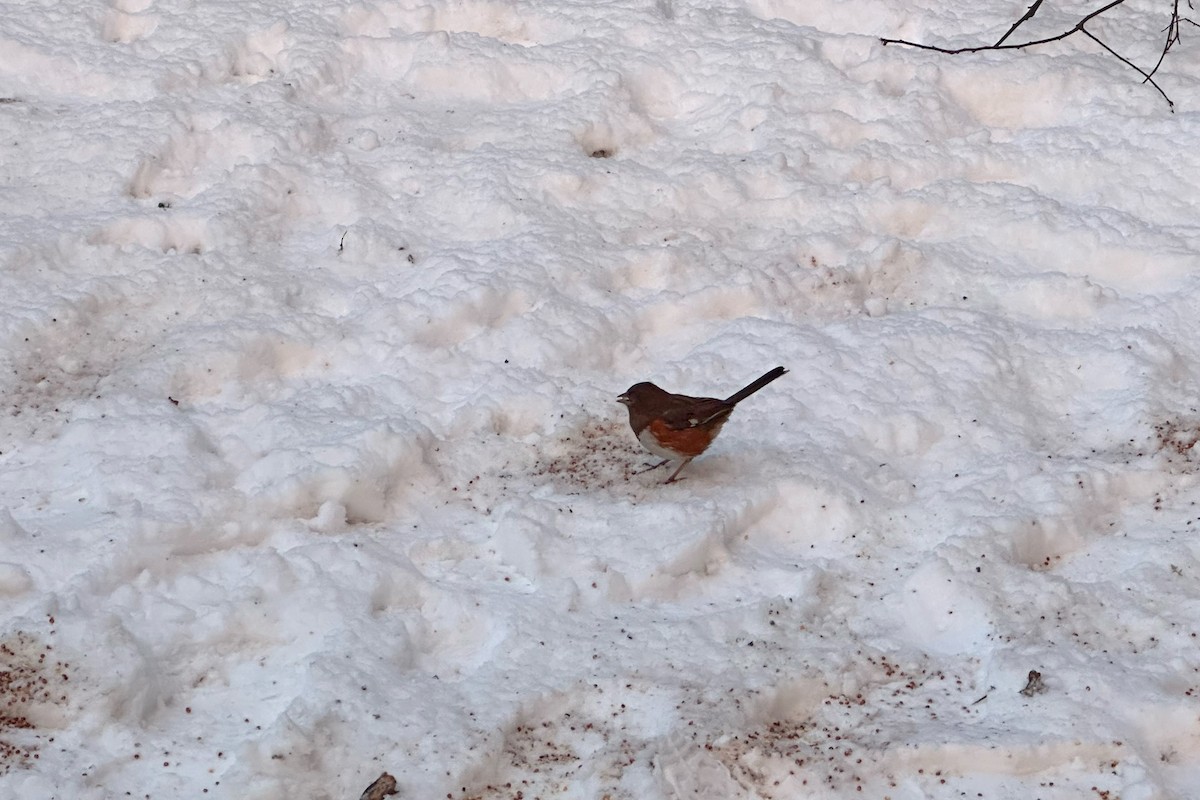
617 366 787 483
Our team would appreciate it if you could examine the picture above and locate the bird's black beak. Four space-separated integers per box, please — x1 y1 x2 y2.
617 393 629 405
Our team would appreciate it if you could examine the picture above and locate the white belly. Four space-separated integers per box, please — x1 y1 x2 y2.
638 427 684 462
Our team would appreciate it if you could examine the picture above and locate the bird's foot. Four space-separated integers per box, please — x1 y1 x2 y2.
664 459 693 483
633 459 671 475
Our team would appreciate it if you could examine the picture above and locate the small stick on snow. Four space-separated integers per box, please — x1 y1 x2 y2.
1019 670 1047 697
969 685 995 705
358 772 398 800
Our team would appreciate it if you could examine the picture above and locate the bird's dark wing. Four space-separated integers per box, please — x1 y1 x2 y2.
658 397 733 429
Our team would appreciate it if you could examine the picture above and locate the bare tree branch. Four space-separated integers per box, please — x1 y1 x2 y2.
1079 28 1174 108
1147 0 1195 79
880 0 1195 111
995 0 1045 46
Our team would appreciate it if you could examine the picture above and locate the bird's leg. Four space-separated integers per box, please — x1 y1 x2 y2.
634 459 671 475
664 458 693 483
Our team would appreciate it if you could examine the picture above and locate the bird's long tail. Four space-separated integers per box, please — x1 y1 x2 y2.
723 366 787 405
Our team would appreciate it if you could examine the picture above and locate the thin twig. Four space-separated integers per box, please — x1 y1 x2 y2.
995 0 1045 46
1079 0 1134 27
1147 0 1184 79
1080 28 1174 109
881 0 1132 52
882 25 1092 53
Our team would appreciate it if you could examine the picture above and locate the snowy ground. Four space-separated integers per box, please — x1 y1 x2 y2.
2 0 1200 798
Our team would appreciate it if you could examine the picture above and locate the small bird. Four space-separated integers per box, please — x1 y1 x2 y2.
617 366 787 483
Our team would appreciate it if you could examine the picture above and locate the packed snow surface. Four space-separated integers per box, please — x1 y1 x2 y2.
2 0 1200 798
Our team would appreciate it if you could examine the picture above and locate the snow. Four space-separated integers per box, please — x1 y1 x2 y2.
2 0 1200 797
